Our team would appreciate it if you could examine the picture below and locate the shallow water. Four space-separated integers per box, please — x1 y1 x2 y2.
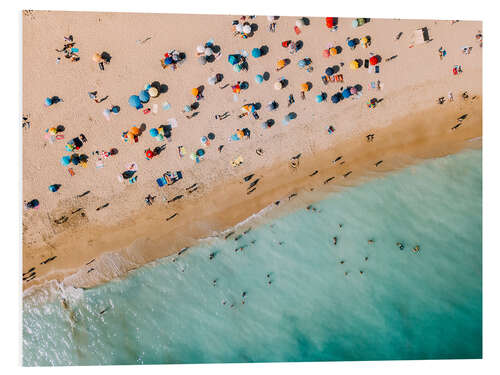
23 149 482 366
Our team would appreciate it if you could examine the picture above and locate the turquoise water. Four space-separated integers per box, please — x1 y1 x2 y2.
23 149 482 366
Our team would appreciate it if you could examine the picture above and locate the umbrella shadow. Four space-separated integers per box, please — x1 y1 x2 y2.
288 112 297 120
302 17 310 26
260 45 269 56
191 102 200 110
296 40 304 51
280 79 289 88
332 65 340 74
335 46 343 55
216 73 224 83
197 85 205 95
240 81 249 90
265 119 275 127
56 125 65 132
51 96 63 104
306 82 313 91
110 148 119 155
250 23 259 33
354 84 363 92
139 123 146 135
253 102 262 110
263 72 270 81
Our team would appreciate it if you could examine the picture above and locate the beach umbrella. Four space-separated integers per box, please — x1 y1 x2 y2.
276 59 286 69
164 57 173 65
329 47 337 56
198 56 207 65
196 45 205 54
342 89 351 98
325 67 334 76
184 105 192 112
190 152 197 161
251 48 261 58
228 54 239 65
326 17 334 28
255 74 264 84
298 59 306 68
208 76 217 85
233 64 242 72
204 47 213 56
196 148 205 157
128 95 143 109
61 156 71 166
296 19 304 28
191 88 199 97
350 87 358 95
148 87 159 98
316 94 324 103
49 184 59 192
267 16 276 21
370 56 378 65
350 60 359 69
243 25 252 34
92 52 103 63
130 126 140 135
301 83 309 92
331 94 340 103
145 150 154 159
149 128 159 137
274 81 283 90
49 127 57 135
347 39 355 48
235 24 243 33
201 136 208 145
45 97 53 106
139 90 150 103
352 19 359 28
361 37 368 46
322 49 330 58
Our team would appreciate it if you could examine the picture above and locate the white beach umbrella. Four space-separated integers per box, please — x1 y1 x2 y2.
274 81 283 90
236 24 243 33
243 25 252 34
296 19 304 28
204 48 213 56
196 45 205 54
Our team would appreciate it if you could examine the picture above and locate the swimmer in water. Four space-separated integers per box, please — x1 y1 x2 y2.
339 224 343 229
340 260 344 264
368 239 374 244
333 236 337 245
360 270 364 275
412 245 420 253
242 291 247 297
212 279 217 286
364 256 368 261
209 252 215 260
396 242 405 250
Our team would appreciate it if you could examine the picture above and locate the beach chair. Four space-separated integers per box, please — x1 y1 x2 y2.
156 176 167 187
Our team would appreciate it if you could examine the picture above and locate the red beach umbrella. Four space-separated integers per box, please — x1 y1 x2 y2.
146 150 154 159
326 17 334 29
369 56 379 65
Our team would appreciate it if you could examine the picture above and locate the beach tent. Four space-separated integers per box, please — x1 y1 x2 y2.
412 27 430 45
251 48 261 58
128 95 143 109
342 89 351 98
139 90 150 103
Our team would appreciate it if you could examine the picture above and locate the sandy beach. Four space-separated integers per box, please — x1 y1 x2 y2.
22 11 482 291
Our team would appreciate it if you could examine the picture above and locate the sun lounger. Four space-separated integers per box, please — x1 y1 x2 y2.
68 168 75 176
156 176 167 187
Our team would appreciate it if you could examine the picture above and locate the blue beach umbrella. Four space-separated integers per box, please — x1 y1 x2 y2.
298 59 306 68
325 67 334 76
128 95 143 109
251 48 261 58
352 19 359 28
139 90 150 103
342 89 351 98
45 97 53 106
184 105 192 112
149 128 159 137
60 156 70 166
347 39 355 48
197 148 205 157
316 94 324 103
228 54 239 65
233 64 242 72
331 94 340 103
164 57 173 65
255 74 264 84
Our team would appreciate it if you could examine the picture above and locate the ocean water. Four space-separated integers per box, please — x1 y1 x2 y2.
23 149 482 366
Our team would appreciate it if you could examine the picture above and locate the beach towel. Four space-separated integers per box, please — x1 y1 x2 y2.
156 176 167 187
168 118 178 128
68 168 75 176
152 104 158 114
96 159 104 168
162 102 171 111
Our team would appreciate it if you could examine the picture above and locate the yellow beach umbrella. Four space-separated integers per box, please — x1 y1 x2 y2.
148 87 159 98
48 127 57 135
361 37 368 46
130 126 140 135
274 81 283 90
301 83 309 92
350 60 359 70
329 47 337 56
127 131 135 141
191 88 199 96
276 59 285 69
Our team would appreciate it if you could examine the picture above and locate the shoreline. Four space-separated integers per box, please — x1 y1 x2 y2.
23 97 482 294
